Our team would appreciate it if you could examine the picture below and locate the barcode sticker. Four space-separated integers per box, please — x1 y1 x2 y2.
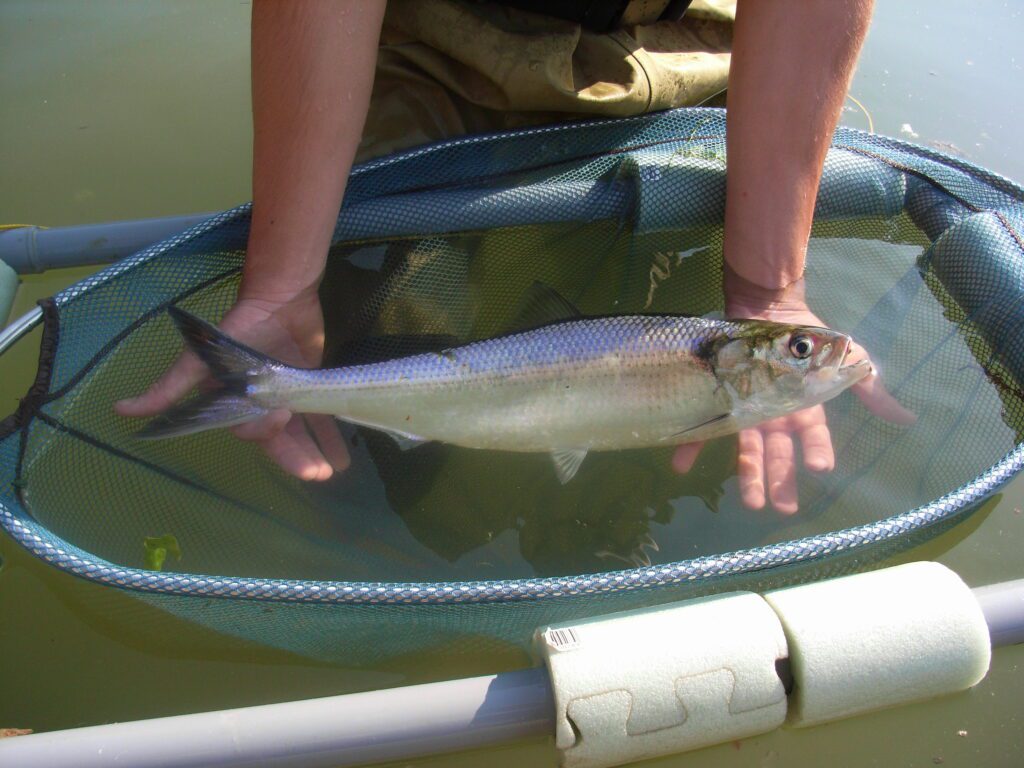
544 626 581 651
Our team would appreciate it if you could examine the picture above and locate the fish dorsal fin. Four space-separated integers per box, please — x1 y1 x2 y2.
551 447 589 484
327 333 461 367
509 282 582 331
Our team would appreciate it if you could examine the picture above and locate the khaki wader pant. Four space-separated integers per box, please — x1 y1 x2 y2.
357 0 735 162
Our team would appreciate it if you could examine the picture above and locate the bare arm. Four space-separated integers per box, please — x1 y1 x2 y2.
244 0 385 306
674 0 913 512
118 0 386 481
723 0 874 302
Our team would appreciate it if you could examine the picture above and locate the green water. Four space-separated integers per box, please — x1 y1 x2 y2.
2 2 1023 766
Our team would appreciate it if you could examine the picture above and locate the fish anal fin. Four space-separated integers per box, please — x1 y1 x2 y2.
510 282 582 331
551 447 589 484
378 427 429 451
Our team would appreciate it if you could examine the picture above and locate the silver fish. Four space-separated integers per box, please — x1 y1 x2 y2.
139 291 870 483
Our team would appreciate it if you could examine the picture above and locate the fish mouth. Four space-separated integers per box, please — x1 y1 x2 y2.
817 334 851 371
837 337 853 368
816 335 870 386
802 335 871 407
835 337 872 382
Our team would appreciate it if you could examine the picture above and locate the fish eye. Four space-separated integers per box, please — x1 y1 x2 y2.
789 334 814 359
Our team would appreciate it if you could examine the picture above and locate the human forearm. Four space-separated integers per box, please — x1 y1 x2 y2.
116 1 384 481
724 0 873 306
244 0 385 303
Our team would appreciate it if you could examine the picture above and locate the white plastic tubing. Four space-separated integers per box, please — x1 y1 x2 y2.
0 669 554 768
1 564 1020 768
0 257 17 326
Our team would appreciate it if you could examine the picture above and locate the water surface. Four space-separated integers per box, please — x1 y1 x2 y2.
1 3 1022 766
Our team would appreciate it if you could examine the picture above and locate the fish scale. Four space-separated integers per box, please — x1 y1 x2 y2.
300 315 730 388
140 304 870 483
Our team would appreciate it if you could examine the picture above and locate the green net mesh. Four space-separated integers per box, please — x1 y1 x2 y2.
2 108 1023 663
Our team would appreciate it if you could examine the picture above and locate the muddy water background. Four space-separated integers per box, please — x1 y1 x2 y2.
1 2 1022 766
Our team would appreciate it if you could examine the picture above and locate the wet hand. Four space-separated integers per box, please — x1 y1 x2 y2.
672 301 915 515
115 289 350 481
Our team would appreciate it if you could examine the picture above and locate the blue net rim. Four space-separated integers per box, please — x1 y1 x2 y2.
2 107 1024 606
1 444 1021 605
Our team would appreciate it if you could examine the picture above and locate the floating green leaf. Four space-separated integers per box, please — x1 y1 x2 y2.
143 534 182 571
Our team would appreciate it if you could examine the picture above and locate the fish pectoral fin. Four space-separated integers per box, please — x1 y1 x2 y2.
377 427 430 451
509 282 582 331
551 447 589 484
672 413 732 442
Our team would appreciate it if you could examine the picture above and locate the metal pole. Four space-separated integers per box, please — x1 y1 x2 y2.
0 306 42 356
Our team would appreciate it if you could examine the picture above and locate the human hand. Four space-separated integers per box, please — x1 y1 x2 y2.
115 288 350 481
672 280 915 514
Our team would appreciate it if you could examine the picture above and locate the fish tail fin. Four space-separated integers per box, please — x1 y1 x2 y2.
136 307 278 439
136 392 270 439
168 305 273 384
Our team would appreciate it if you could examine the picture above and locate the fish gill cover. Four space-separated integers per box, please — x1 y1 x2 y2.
1 108 1023 663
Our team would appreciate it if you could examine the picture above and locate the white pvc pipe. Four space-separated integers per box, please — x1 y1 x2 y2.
0 256 17 326
0 668 553 768
0 580 1021 768
974 578 1024 647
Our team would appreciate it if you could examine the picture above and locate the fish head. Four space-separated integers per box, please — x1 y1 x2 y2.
710 321 872 420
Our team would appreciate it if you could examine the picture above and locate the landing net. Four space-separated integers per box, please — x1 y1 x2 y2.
2 108 1022 662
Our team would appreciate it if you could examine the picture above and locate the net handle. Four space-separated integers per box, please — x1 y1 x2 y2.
0 306 42 356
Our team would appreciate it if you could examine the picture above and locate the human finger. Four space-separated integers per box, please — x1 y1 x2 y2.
114 352 206 417
799 420 834 472
232 408 292 442
764 429 798 514
852 368 917 425
672 441 704 473
305 414 351 472
259 416 334 482
736 428 766 510
786 406 833 472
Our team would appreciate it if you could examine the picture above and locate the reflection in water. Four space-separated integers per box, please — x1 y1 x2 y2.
313 222 739 578
17 217 1021 586
354 429 730 577
293 218 1024 580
